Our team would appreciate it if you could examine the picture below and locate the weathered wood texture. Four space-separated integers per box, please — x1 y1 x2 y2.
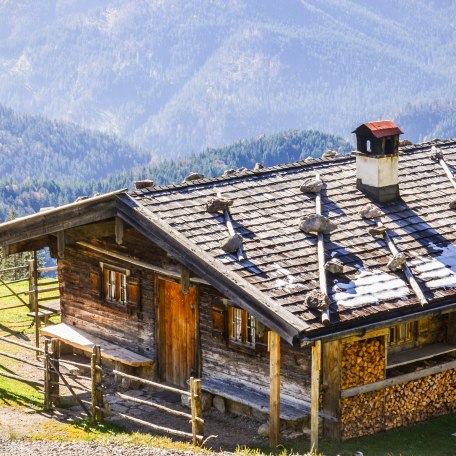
269 331 280 448
158 279 196 387
58 228 173 363
322 339 341 439
341 368 456 440
199 286 312 403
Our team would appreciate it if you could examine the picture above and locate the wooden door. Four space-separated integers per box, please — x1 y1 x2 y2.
158 278 197 387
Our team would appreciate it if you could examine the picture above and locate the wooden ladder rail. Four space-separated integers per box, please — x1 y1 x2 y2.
217 191 245 262
438 158 456 191
315 174 330 326
378 220 427 306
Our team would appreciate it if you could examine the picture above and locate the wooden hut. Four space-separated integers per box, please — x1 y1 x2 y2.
0 125 455 446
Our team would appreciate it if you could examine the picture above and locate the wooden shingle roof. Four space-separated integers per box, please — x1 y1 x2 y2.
127 139 456 340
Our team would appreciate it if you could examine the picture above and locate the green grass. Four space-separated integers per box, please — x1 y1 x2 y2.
0 278 60 409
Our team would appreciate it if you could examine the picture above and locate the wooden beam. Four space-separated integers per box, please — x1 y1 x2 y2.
0 190 124 246
115 217 124 245
6 236 54 255
181 265 190 294
315 174 330 326
341 358 456 398
269 331 281 447
217 191 245 262
57 231 65 259
439 158 456 191
76 241 209 285
64 220 116 245
382 223 427 306
311 340 321 450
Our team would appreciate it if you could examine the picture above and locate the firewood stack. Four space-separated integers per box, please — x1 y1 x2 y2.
384 369 456 430
341 368 456 440
341 391 384 439
341 337 385 389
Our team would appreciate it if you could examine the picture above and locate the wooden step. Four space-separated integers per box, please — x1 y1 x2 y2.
26 309 57 324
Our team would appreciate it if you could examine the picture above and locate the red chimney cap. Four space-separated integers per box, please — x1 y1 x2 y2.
353 120 403 139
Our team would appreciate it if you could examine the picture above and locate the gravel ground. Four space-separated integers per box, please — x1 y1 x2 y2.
0 439 213 456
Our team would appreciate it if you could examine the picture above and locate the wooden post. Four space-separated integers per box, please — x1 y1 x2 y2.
50 338 60 407
33 251 40 351
28 259 34 309
322 340 341 440
190 377 203 445
43 339 51 411
91 345 104 421
269 331 281 448
311 340 322 451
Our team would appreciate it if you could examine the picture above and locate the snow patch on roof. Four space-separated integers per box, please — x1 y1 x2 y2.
411 243 456 288
333 269 409 307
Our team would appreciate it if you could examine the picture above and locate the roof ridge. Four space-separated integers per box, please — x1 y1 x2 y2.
129 153 357 196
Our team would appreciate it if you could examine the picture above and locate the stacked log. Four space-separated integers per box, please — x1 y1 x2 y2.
340 367 456 440
384 369 456 430
341 337 385 389
341 391 384 439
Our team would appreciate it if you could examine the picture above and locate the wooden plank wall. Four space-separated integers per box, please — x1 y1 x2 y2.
199 285 312 402
58 228 179 361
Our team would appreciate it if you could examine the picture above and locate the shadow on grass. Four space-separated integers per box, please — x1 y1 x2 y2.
71 417 128 436
0 385 43 409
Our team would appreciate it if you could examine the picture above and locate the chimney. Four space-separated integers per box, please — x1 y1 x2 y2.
353 120 403 203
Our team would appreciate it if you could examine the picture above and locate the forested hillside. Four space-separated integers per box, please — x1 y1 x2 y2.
0 111 350 221
0 104 149 182
0 1 455 156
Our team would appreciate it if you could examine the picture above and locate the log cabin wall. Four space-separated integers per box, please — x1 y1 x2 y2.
199 284 312 402
58 226 182 365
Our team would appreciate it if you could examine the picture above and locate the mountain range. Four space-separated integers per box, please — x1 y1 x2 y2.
1 0 456 157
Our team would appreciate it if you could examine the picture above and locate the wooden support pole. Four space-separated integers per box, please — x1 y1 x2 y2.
268 331 281 447
91 345 104 421
33 251 40 351
190 377 204 445
311 340 321 451
315 174 330 326
28 259 34 309
44 339 51 411
50 338 60 406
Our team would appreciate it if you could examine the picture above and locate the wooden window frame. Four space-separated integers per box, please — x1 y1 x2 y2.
100 262 130 307
389 321 417 348
228 305 256 349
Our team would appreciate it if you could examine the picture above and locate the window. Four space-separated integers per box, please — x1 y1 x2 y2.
106 269 128 305
229 306 255 348
389 321 417 346
100 263 135 307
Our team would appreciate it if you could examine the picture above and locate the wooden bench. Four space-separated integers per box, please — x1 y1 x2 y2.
40 323 153 369
201 377 311 422
27 309 57 325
